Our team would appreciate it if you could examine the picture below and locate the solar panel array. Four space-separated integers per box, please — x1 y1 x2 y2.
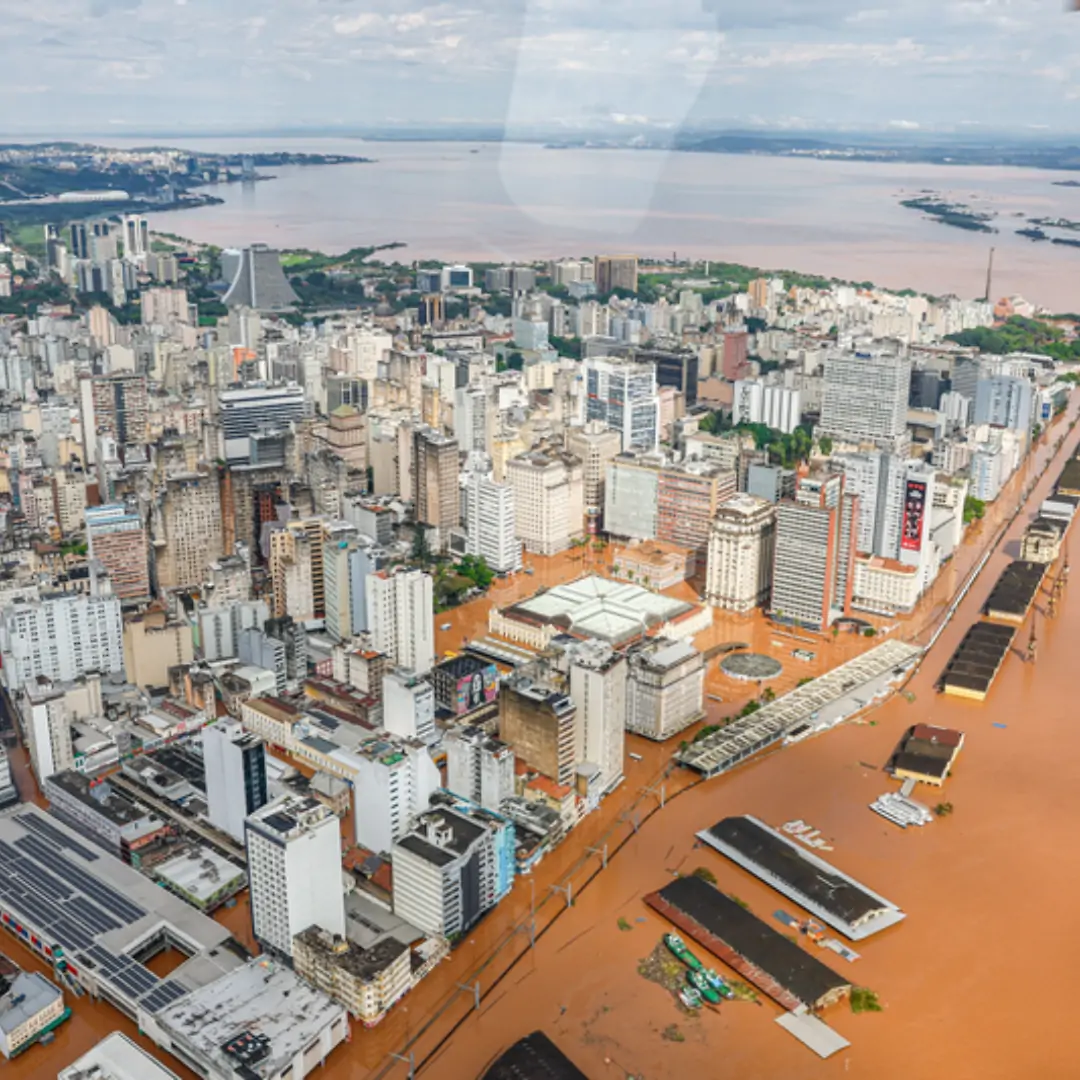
0 814 191 1015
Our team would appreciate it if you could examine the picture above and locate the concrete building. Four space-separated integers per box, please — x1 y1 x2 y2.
292 925 410 1029
87 504 150 601
382 668 436 745
594 254 638 295
149 957 348 1080
219 384 305 463
444 726 515 812
656 460 737 555
819 349 911 451
323 534 382 643
604 453 660 541
392 802 514 938
0 577 123 693
705 494 777 612
852 555 922 615
413 426 460 547
221 244 300 310
506 448 584 556
583 357 658 451
732 379 802 434
154 472 224 593
566 640 626 796
341 732 441 854
463 471 522 575
246 795 347 958
59 1032 183 1080
971 447 1006 502
566 420 622 517
204 719 268 843
366 569 435 675
611 540 695 591
974 374 1034 432
0 968 66 1059
499 673 578 787
89 372 149 448
0 748 16 809
625 639 705 741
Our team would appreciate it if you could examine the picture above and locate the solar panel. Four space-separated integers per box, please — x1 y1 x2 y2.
119 962 159 994
140 980 189 1014
15 813 100 860
49 919 93 951
63 897 119 936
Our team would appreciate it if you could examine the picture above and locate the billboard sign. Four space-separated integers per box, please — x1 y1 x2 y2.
455 665 499 714
901 479 927 553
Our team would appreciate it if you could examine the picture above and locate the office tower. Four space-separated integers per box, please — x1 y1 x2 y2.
69 222 89 260
445 727 515 811
640 347 699 406
366 569 435 675
245 795 346 957
86 504 150 601
771 472 854 630
506 448 585 556
21 680 76 782
463 471 521 575
238 626 288 694
583 357 659 451
204 719 268 843
567 640 627 796
722 331 751 381
342 733 441 852
819 349 911 451
705 494 777 612
154 472 224 592
910 368 943 409
222 244 299 310
733 379 802 434
656 460 737 556
219 384 305 463
418 294 444 327
566 421 621 517
604 453 660 541
413 426 460 543
746 463 796 504
415 269 442 293
454 385 490 454
382 669 436 744
120 214 149 261
499 672 577 787
89 373 149 447
625 639 705 741
51 465 87 535
594 254 639 294
440 264 473 290
392 803 515 938
264 616 308 683
0 573 123 692
950 356 982 411
323 535 382 642
974 375 1034 432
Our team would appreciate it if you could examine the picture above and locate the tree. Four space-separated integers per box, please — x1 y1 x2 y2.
761 687 776 703
506 352 525 371
456 555 494 591
746 316 768 334
411 525 432 566
818 435 833 457
963 496 986 525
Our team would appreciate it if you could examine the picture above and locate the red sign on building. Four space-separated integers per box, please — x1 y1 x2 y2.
901 480 927 553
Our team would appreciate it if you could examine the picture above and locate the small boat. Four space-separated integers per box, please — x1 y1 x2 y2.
663 933 703 971
679 986 702 1009
704 969 734 998
687 969 721 1004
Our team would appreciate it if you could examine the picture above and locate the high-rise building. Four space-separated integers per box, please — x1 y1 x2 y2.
392 801 515 938
120 214 149 262
0 746 16 808
722 331 751 381
604 453 660 541
583 357 659 451
732 379 802 434
594 254 638 295
219 384 305 463
705 494 777 612
366 569 435 675
323 534 382 642
499 672 577 787
463 471 521 575
89 373 149 448
656 460 737 556
567 640 626 796
382 668 436 745
625 639 704 741
69 222 89 260
245 795 346 958
338 732 441 853
20 680 77 782
974 375 1034 432
819 349 911 451
204 719 268 843
639 347 699 407
506 448 584 556
154 472 224 592
86 504 150 601
566 421 621 517
0 574 123 692
413 426 460 544
454 385 490 455
222 244 299 310
444 726 515 812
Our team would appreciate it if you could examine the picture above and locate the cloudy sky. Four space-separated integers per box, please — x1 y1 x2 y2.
4 0 1080 135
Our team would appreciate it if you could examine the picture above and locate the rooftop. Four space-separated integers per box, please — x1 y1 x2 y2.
155 847 246 903
0 971 62 1035
294 926 408 983
45 770 163 831
58 1032 182 1080
154 957 344 1080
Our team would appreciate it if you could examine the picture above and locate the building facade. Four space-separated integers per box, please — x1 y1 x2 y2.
705 494 777 612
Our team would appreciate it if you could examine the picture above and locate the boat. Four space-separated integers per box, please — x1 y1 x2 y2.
703 969 734 998
678 986 702 1009
663 933 703 971
687 969 721 1004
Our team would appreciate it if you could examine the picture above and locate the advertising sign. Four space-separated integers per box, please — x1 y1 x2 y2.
455 666 499 714
901 479 927 553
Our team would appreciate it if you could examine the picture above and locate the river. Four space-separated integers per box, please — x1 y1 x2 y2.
116 136 1080 311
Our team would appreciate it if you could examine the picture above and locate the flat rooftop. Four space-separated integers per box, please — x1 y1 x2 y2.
940 621 1015 696
481 1032 589 1080
983 560 1046 620
697 815 906 940
155 847 246 903
59 1031 182 1080
154 957 344 1079
0 970 61 1035
646 875 851 1011
0 806 243 1019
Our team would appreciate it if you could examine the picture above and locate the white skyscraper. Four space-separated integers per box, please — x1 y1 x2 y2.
365 569 435 675
819 349 911 451
464 471 522 575
245 795 346 958
567 640 627 797
203 719 268 843
583 357 659 451
444 726 515 812
382 669 436 745
120 214 149 262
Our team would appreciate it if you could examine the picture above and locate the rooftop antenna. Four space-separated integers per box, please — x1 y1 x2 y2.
984 247 995 304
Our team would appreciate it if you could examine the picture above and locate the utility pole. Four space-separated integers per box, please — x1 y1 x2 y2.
390 1052 415 1080
984 247 995 304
